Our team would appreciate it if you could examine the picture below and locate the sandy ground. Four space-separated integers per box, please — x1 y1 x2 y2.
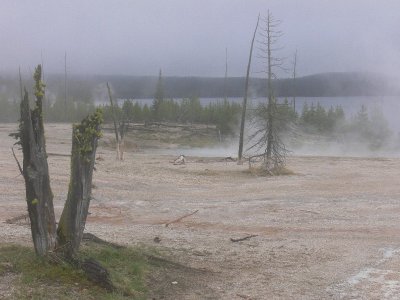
2 123 400 299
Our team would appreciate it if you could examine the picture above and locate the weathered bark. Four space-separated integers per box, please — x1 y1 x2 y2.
57 109 103 258
18 65 57 256
238 14 260 163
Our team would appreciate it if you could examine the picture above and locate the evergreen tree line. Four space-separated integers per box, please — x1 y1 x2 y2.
274 100 392 149
0 94 393 149
101 98 242 135
0 97 96 123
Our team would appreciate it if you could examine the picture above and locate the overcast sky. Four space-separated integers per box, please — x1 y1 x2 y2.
1 0 400 77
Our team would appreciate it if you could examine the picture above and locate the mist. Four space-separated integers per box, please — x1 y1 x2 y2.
3 0 400 159
1 0 400 80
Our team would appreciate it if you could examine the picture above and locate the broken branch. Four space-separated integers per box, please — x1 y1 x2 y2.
165 210 199 227
230 234 258 243
11 146 23 176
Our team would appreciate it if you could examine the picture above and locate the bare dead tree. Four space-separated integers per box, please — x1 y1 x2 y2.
292 49 297 111
13 65 57 256
12 65 116 289
57 109 103 258
64 51 67 108
224 47 228 101
106 82 125 160
238 14 260 163
12 65 103 258
248 11 288 172
18 67 23 102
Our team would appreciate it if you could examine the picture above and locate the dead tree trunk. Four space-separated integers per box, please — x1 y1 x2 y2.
292 49 297 112
238 14 260 163
248 11 288 172
106 82 122 160
57 109 103 258
17 65 57 256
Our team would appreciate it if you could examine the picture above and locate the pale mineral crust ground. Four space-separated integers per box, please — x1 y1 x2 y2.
1 123 400 299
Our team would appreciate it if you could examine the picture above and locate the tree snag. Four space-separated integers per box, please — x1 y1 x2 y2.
106 82 125 160
248 11 288 172
15 65 57 256
57 109 103 258
238 14 260 163
13 65 112 291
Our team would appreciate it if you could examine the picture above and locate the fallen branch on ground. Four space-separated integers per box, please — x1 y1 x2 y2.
47 152 71 157
220 156 237 162
237 294 253 300
230 234 258 243
165 210 199 227
5 213 29 224
299 209 320 215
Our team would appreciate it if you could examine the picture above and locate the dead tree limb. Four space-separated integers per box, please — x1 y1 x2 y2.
237 294 253 300
165 210 199 227
11 146 23 175
47 152 71 157
230 234 258 242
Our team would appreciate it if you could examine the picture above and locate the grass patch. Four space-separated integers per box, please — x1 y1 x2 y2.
80 242 147 298
0 242 150 299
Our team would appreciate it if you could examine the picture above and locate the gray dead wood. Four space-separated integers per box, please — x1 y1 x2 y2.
165 210 199 227
106 82 124 160
230 235 258 242
16 66 57 256
238 14 260 163
56 110 102 258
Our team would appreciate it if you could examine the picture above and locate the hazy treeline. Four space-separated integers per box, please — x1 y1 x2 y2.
0 95 95 123
0 90 393 150
0 71 398 102
273 100 392 150
101 98 242 136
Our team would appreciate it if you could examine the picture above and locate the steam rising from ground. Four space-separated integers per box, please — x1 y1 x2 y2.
166 136 400 159
158 97 400 159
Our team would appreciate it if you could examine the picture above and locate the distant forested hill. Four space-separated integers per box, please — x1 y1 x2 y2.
0 72 398 102
95 72 400 98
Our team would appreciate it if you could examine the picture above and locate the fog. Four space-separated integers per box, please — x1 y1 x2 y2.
1 0 400 78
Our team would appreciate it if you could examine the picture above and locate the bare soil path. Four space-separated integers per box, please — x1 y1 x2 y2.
2 123 400 299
